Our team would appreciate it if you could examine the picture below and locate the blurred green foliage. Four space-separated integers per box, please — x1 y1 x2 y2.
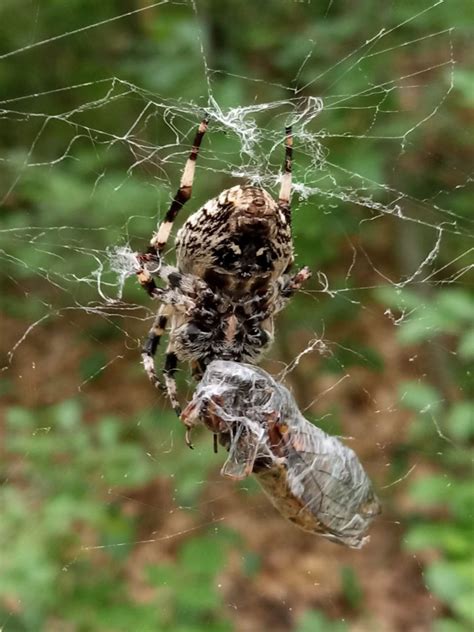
1 400 228 630
148 531 237 631
1 0 473 630
378 287 473 629
296 610 349 632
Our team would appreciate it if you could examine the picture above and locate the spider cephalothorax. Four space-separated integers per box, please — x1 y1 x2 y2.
136 119 310 442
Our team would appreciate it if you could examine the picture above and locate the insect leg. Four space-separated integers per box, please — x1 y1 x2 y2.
278 125 292 206
150 117 209 254
190 359 206 381
141 304 173 389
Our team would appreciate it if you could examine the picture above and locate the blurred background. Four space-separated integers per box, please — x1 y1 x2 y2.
0 1 473 631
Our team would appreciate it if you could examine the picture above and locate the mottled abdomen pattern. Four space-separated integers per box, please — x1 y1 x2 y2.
176 185 293 297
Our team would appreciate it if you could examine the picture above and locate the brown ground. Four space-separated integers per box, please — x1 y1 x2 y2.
0 297 443 632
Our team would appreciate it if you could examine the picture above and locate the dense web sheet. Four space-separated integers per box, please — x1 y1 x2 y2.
0 0 472 629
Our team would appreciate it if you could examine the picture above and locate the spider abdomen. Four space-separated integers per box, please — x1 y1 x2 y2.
176 185 293 297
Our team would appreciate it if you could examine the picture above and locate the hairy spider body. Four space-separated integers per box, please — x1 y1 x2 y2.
136 119 310 441
176 184 293 295
168 269 273 365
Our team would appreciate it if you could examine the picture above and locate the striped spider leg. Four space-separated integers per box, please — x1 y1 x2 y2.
136 119 209 419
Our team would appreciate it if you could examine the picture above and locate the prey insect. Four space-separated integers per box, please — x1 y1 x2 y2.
182 360 381 548
136 118 310 444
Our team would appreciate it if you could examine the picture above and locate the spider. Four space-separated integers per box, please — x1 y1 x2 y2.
136 118 310 444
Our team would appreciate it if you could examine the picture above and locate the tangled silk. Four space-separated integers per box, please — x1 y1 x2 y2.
182 360 381 548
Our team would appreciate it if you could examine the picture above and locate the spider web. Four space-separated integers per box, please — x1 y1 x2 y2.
0 1 472 630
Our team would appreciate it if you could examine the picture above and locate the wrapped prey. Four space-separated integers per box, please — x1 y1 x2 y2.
182 360 381 548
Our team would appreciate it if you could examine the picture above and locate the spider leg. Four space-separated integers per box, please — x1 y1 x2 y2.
136 118 208 295
274 266 311 312
163 346 181 412
141 304 173 389
278 125 292 206
150 117 209 254
136 254 161 297
163 346 194 449
136 259 198 311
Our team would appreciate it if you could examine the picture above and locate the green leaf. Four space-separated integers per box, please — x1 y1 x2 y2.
447 402 474 441
453 591 474 624
6 406 35 429
97 416 121 446
53 400 82 430
399 381 442 414
296 611 348 632
147 563 176 587
438 290 474 322
458 329 474 361
80 351 108 383
175 578 221 616
425 560 474 620
405 523 472 557
398 311 456 344
340 566 363 609
448 482 474 523
409 475 455 506
453 69 474 105
374 287 425 311
434 618 471 632
179 535 226 577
